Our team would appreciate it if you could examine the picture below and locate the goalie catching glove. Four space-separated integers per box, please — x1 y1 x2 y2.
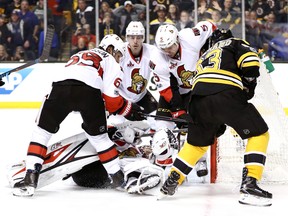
117 99 146 121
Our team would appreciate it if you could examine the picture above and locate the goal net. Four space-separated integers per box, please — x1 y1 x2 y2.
211 63 288 184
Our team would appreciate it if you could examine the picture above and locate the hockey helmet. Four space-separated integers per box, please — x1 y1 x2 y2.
155 24 179 49
126 21 145 42
99 34 125 56
211 28 233 45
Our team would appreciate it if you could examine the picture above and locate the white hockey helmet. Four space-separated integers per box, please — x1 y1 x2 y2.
99 34 125 56
155 24 179 49
151 128 178 162
126 21 145 42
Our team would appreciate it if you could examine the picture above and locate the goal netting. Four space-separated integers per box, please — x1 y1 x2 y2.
211 63 288 184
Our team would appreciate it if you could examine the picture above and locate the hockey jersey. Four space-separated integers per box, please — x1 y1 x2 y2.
192 38 260 96
55 48 124 113
150 21 216 103
119 43 157 103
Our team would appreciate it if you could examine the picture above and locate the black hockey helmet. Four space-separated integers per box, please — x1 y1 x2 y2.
211 28 233 44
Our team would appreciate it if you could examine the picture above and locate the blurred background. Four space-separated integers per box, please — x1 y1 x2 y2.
0 0 287 62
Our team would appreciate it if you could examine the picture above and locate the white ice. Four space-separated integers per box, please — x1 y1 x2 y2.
1 109 287 216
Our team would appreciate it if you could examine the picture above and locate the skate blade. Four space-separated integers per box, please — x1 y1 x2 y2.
156 191 168 200
239 193 272 207
13 186 35 197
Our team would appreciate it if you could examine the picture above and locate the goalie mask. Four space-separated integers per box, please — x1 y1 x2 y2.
151 128 178 166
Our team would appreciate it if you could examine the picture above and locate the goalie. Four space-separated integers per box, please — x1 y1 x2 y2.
7 121 183 195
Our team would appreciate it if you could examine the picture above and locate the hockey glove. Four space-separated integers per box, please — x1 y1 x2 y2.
118 100 146 121
0 79 5 86
242 77 257 100
171 109 193 129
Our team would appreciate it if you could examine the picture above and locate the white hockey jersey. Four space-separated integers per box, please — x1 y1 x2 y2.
119 43 157 103
56 48 123 99
150 21 216 99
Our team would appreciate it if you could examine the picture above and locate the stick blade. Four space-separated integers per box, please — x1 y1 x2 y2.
39 24 55 61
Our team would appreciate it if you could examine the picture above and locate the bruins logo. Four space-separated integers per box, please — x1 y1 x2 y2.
127 69 147 94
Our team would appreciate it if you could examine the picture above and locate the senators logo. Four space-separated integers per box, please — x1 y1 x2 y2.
177 65 196 88
127 68 147 94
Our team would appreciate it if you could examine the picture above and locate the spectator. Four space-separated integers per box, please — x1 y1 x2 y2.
260 13 280 44
18 0 39 57
70 37 87 56
175 0 194 13
220 0 241 25
99 11 120 40
72 23 96 48
32 0 53 24
0 14 12 55
274 0 288 23
150 4 174 44
268 31 288 61
251 0 272 21
245 10 263 50
47 0 65 39
197 0 211 21
75 0 95 33
0 44 11 61
113 0 145 39
167 3 180 24
12 45 26 61
99 1 114 24
6 9 35 60
5 0 21 18
87 41 95 49
175 10 194 31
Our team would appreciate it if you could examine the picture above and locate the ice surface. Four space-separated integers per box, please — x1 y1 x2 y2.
1 109 287 216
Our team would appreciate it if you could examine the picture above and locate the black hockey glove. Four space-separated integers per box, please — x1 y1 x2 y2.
242 77 257 100
118 99 146 121
0 79 5 86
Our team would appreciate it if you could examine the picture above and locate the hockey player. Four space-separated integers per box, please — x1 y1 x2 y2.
12 34 145 197
159 29 273 207
108 21 158 128
150 21 218 177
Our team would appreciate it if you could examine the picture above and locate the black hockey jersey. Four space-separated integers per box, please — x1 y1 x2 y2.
192 38 260 96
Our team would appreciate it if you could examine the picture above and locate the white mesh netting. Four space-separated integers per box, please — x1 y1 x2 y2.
215 63 288 184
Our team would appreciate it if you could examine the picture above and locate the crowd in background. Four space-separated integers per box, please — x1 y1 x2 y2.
0 0 287 62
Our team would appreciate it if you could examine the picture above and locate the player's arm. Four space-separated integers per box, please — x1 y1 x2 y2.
102 60 145 121
237 40 261 100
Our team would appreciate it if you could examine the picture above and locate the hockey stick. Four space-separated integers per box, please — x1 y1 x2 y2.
140 113 188 124
0 24 55 86
136 128 188 138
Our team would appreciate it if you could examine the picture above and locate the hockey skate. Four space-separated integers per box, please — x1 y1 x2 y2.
13 163 42 197
157 171 180 200
110 169 125 189
195 160 208 177
239 168 272 206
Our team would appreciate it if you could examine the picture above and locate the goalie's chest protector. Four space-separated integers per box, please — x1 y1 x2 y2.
119 43 154 103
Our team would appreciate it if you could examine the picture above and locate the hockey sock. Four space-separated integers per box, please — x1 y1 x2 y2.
245 131 269 180
171 142 209 184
